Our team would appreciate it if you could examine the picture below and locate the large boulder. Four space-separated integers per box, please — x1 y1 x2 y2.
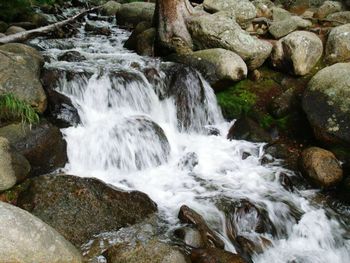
300 147 343 188
0 201 82 263
188 13 272 69
271 31 323 76
5 26 25 35
101 0 122 16
168 48 247 90
326 11 350 25
116 2 155 28
17 174 157 246
325 24 350 64
268 16 312 39
0 121 67 176
302 63 350 147
135 27 156 56
0 138 16 192
315 1 344 19
0 43 46 113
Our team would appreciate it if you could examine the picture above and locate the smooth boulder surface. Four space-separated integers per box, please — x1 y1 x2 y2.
116 2 155 28
0 201 82 263
302 63 350 146
5 26 25 35
268 16 312 39
301 147 343 188
169 48 247 90
325 24 350 64
315 1 344 18
0 121 67 176
188 14 272 69
0 138 16 192
0 43 47 113
271 31 323 75
17 174 157 246
326 11 350 25
101 0 121 16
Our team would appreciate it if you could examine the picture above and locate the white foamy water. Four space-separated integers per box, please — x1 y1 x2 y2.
34 17 350 262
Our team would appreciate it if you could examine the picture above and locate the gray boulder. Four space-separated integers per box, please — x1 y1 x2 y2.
0 43 46 113
315 1 344 19
326 11 350 25
271 31 323 75
5 26 25 35
326 24 350 64
0 138 16 192
101 0 121 16
116 2 155 28
0 201 82 263
269 16 312 39
188 13 272 69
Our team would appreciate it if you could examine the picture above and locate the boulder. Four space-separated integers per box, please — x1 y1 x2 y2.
101 0 122 16
85 21 111 36
271 31 323 75
57 50 86 62
0 201 82 263
252 0 274 18
10 151 31 183
0 43 46 113
5 26 25 35
302 63 350 147
124 21 152 51
326 11 350 25
136 28 155 56
168 48 247 90
0 138 16 192
0 21 8 33
17 174 157 246
325 24 350 64
203 0 257 28
269 16 312 39
188 14 272 69
174 227 205 248
191 248 247 263
315 1 344 19
116 2 155 28
272 7 291 21
300 147 343 188
0 121 67 176
0 33 5 38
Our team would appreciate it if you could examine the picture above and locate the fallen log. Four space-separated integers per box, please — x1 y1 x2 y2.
0 6 101 44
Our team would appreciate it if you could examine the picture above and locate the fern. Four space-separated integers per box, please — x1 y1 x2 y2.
0 94 39 125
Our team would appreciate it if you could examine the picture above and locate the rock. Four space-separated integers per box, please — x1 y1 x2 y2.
272 7 292 21
188 14 272 69
9 22 36 30
0 201 82 263
5 26 26 35
326 11 350 25
325 24 350 64
0 33 5 38
28 13 49 27
136 28 155 56
300 147 343 188
177 152 199 171
315 1 344 19
57 51 86 62
10 151 31 183
252 0 274 18
191 248 247 263
101 0 122 16
271 31 323 75
269 88 296 118
174 227 205 248
0 43 46 113
116 2 155 28
269 16 312 39
105 239 187 263
85 21 111 35
0 138 16 192
46 89 80 128
124 21 152 51
0 121 67 176
203 0 257 28
302 63 350 147
178 205 225 249
0 21 8 33
227 117 272 143
169 48 247 90
17 174 157 246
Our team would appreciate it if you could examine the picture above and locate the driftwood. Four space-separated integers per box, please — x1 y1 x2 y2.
0 6 101 44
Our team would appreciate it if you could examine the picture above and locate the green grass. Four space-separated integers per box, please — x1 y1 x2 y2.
0 94 39 125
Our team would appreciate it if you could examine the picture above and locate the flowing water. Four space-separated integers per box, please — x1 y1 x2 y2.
31 15 350 263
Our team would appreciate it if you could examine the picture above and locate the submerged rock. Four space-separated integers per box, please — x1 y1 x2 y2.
17 174 157 246
300 147 343 188
0 201 82 263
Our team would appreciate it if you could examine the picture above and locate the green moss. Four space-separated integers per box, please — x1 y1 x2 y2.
259 114 290 130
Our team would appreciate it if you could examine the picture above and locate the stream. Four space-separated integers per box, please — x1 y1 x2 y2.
30 13 350 263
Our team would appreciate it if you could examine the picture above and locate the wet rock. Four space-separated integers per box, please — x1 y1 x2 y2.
101 0 122 16
205 126 221 136
168 48 247 90
315 1 344 19
46 89 80 128
85 21 111 35
271 31 323 76
278 172 294 192
302 63 350 148
188 13 272 69
227 117 272 143
17 174 157 246
124 21 152 51
116 2 155 28
221 199 276 240
326 11 350 25
57 50 86 62
178 205 225 249
136 28 155 56
105 238 187 263
0 121 67 176
0 201 82 263
178 152 199 171
325 24 350 64
0 138 16 192
5 26 25 35
174 227 205 248
191 248 247 263
0 43 46 113
300 147 343 188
